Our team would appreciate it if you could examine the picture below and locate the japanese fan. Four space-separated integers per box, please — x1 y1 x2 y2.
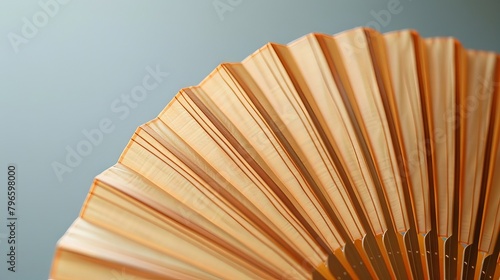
50 28 500 280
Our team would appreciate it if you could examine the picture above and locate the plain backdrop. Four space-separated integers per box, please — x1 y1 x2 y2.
0 0 499 279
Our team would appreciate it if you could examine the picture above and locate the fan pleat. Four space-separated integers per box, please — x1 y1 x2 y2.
51 28 500 280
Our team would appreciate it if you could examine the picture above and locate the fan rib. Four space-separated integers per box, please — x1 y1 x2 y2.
50 28 500 280
222 64 372 278
182 87 344 273
315 31 413 279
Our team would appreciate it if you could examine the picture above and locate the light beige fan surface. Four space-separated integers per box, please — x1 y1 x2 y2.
50 28 500 280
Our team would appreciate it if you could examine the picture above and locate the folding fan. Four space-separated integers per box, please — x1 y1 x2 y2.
50 28 500 280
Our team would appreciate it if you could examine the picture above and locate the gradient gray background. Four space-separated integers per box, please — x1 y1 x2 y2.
0 0 499 279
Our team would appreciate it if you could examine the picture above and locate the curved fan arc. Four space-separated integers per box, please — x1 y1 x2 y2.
50 28 500 280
